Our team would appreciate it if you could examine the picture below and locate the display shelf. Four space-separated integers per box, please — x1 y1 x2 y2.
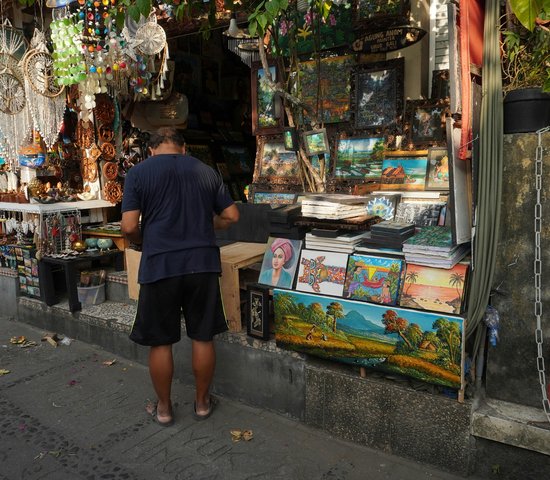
0 200 115 213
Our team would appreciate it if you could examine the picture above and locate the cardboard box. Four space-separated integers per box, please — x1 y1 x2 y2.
125 248 141 300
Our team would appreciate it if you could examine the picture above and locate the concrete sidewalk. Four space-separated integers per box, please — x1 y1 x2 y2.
0 316 478 480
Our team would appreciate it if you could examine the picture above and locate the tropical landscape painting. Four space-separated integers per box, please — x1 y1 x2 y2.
343 254 404 305
380 157 428 190
274 289 464 388
334 136 385 179
258 140 299 178
399 263 468 314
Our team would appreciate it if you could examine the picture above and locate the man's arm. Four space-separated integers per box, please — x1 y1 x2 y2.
213 203 239 230
121 210 142 244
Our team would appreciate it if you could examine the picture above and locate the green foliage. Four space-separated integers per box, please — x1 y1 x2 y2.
503 0 550 92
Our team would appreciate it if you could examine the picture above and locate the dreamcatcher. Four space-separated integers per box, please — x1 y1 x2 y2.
0 19 30 167
22 30 66 150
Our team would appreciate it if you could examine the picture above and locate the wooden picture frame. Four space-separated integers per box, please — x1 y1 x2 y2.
403 99 450 150
252 135 301 187
247 283 271 340
351 58 404 132
303 129 330 156
251 63 283 135
296 55 355 125
333 135 386 180
352 0 411 30
425 147 450 190
283 127 299 151
250 190 298 205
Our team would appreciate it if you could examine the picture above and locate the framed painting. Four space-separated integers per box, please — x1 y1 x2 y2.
247 283 271 340
220 144 252 174
186 143 214 167
253 135 300 187
404 99 450 149
296 55 355 125
366 194 400 220
274 289 465 389
295 249 349 296
394 201 446 227
431 69 451 99
283 127 299 151
333 135 385 180
251 191 298 206
303 129 330 156
343 254 405 305
400 262 469 314
251 63 283 135
425 147 450 190
258 237 303 288
351 58 404 131
352 0 411 29
380 156 428 191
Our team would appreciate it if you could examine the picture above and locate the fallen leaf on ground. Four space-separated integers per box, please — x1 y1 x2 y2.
10 336 27 344
0 369 10 375
41 333 59 348
230 429 254 442
19 340 38 348
102 359 116 366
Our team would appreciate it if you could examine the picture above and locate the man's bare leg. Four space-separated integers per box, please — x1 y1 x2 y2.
148 345 174 422
192 340 216 415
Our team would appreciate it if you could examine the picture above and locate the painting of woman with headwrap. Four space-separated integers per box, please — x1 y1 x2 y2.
258 237 302 288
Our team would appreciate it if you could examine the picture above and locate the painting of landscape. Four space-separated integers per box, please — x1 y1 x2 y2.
274 289 464 388
258 140 299 178
400 263 468 314
334 136 385 179
380 157 428 190
343 254 404 305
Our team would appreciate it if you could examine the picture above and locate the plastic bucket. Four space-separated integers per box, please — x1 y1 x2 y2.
77 284 106 306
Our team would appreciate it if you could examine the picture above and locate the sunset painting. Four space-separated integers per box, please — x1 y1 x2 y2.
399 263 469 314
274 289 464 388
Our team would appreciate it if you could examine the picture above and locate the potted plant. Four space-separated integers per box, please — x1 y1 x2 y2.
501 0 550 133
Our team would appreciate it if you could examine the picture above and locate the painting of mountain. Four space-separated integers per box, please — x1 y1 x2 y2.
274 289 464 389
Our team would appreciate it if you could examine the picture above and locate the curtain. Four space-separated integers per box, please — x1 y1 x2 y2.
466 0 503 341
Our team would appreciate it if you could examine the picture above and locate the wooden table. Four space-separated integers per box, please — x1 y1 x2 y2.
220 242 267 332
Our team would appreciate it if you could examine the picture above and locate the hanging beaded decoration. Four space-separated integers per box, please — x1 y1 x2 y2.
22 30 66 149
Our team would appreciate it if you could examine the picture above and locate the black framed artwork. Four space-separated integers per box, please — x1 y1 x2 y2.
247 283 271 340
351 58 404 131
404 98 450 149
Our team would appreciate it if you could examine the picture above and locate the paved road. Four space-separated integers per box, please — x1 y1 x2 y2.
0 316 477 480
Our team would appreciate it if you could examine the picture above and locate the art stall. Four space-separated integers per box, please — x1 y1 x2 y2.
233 0 475 401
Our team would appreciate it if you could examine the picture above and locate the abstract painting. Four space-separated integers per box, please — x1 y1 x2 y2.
366 195 399 220
380 157 428 190
404 99 450 149
296 249 349 296
351 58 404 131
274 289 464 388
343 254 405 305
399 262 468 314
334 136 385 179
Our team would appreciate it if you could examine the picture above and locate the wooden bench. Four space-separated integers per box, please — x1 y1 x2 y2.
220 242 267 332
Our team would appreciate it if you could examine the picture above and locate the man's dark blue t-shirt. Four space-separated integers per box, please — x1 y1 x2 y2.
121 154 234 284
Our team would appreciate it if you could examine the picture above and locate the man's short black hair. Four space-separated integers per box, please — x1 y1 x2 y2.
148 127 186 149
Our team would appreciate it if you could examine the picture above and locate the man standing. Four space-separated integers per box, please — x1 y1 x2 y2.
121 127 239 426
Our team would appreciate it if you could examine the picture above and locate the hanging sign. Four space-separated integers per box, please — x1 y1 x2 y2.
351 27 427 54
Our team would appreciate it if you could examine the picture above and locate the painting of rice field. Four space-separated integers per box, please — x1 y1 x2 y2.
380 157 428 190
274 289 464 388
343 254 404 305
400 263 468 314
334 136 385 179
